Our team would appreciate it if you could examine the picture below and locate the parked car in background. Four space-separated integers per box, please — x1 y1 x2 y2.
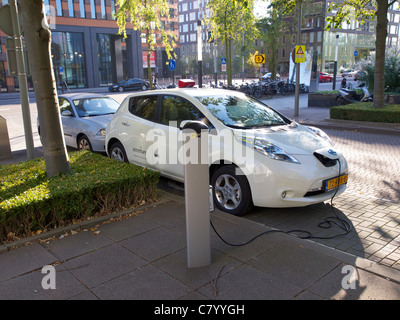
354 70 367 81
120 78 150 91
38 93 120 152
261 72 280 81
319 72 333 82
106 88 348 216
108 80 127 92
341 69 357 77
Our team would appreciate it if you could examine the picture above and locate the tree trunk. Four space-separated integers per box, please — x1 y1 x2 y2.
374 0 388 108
18 0 70 176
146 28 153 90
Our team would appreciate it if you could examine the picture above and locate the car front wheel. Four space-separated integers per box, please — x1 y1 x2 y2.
78 135 92 151
109 141 128 162
211 165 253 216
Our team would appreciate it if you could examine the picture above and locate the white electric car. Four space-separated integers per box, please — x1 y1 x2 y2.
106 88 348 216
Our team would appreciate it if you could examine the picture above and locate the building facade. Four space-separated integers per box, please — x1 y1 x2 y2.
0 0 179 93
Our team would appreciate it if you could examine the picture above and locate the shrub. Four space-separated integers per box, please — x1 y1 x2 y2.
330 103 400 123
0 151 159 243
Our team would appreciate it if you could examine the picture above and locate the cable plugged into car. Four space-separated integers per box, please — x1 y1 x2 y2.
210 158 353 247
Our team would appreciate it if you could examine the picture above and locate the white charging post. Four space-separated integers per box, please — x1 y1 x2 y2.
182 121 211 268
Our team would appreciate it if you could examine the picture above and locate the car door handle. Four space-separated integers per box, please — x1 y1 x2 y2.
153 130 163 136
121 122 130 126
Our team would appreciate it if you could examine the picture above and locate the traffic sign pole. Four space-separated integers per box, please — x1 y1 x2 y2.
294 0 303 118
1 1 35 160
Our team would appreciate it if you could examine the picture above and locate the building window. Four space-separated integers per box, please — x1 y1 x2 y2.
97 34 113 86
68 0 74 17
79 0 85 18
90 0 96 19
100 0 106 19
111 0 116 19
56 0 62 16
51 32 87 89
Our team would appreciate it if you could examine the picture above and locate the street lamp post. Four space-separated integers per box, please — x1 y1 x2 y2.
333 34 339 90
197 20 203 88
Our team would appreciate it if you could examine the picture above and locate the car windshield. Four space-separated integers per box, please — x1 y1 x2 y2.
195 94 288 129
73 97 119 117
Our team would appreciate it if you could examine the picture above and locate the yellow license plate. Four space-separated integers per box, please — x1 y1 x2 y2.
325 174 348 191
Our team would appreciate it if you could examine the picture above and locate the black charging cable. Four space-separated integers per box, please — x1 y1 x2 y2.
211 159 353 247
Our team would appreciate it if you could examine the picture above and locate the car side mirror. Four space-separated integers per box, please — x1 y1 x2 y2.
61 110 73 117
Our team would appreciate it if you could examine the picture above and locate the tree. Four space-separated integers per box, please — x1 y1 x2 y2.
115 0 177 89
325 0 395 108
256 4 287 81
206 0 259 85
18 0 71 177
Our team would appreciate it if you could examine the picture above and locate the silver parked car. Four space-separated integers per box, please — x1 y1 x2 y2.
38 93 120 152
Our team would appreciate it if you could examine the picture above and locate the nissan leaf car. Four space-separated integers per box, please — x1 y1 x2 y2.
105 88 348 216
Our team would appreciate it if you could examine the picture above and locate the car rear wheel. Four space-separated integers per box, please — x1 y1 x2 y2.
142 85 147 91
211 165 253 216
109 141 128 162
78 135 92 151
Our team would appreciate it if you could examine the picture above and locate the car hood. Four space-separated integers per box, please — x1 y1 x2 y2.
232 123 333 155
80 114 114 128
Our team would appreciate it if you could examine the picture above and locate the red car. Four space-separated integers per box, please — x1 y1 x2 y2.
319 72 333 82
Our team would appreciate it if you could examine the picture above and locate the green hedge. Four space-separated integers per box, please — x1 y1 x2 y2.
330 103 400 123
0 151 159 243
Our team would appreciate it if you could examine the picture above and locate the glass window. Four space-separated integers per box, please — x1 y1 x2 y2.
72 97 119 117
111 0 116 19
56 0 62 16
79 0 85 18
129 96 158 121
90 0 96 19
195 94 287 129
59 98 75 116
160 95 204 127
68 0 74 17
100 0 106 19
97 34 114 86
51 32 87 89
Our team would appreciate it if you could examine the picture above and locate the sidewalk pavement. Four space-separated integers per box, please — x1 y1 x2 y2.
1 190 400 301
1 92 400 301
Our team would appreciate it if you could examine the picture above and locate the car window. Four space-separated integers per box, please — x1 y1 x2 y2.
195 94 288 129
160 95 204 127
59 98 75 116
73 97 119 117
129 95 158 121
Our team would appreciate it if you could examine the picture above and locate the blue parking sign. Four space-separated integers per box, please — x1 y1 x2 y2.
168 59 176 71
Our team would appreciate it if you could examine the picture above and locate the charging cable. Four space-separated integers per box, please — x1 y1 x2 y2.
211 159 353 247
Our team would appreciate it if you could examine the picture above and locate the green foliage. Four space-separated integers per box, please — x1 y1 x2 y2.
330 103 400 122
0 151 159 243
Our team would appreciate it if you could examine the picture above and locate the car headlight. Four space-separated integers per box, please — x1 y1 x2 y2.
254 137 300 164
96 128 106 136
307 126 334 146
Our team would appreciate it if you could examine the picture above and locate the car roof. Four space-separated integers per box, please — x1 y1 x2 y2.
123 88 247 101
58 93 109 100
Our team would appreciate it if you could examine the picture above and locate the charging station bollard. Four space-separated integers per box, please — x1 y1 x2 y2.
182 121 211 268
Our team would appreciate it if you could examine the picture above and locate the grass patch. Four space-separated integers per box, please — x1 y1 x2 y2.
330 103 400 123
0 151 159 243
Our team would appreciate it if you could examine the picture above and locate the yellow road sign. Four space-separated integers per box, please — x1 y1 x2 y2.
255 54 265 64
295 45 305 63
